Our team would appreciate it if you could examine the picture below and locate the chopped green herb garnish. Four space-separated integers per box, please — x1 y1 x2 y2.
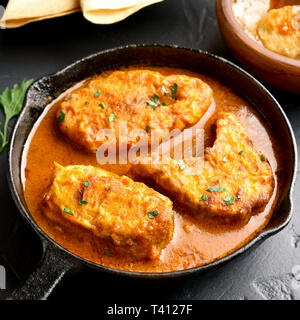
58 110 65 122
147 210 159 218
99 103 105 109
64 208 74 216
200 194 208 201
0 79 34 152
82 180 90 187
84 101 89 105
147 99 157 109
223 195 231 202
162 102 167 106
94 89 101 97
161 86 168 95
260 155 266 162
64 96 72 101
237 194 241 200
108 113 116 122
223 195 235 206
146 125 151 133
206 185 226 193
178 159 185 170
238 150 244 156
171 83 178 100
79 200 88 205
222 157 228 163
147 94 160 110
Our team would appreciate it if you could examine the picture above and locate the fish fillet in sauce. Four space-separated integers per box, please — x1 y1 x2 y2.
43 163 174 260
132 112 275 220
57 69 213 153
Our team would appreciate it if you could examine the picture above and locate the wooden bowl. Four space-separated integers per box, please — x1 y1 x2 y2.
216 0 300 93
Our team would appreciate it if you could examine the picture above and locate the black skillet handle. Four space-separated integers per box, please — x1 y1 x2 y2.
7 241 79 300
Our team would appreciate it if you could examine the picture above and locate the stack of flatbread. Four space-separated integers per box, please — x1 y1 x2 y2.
0 0 163 28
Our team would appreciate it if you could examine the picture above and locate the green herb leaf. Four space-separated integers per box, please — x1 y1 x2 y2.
84 101 89 105
108 113 116 123
162 102 167 106
171 83 178 100
147 94 160 110
260 155 266 162
206 185 226 193
200 194 208 201
79 200 88 205
64 96 72 101
238 150 244 156
99 103 105 109
222 157 228 163
82 180 90 187
178 159 185 170
146 125 151 133
0 79 34 152
94 89 101 97
58 110 65 123
223 195 235 206
147 210 159 218
64 208 74 216
147 99 156 109
161 86 168 95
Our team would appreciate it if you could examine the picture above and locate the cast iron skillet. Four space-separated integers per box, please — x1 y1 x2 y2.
7 45 297 300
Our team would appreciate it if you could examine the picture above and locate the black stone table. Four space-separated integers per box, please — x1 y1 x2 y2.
0 0 299 300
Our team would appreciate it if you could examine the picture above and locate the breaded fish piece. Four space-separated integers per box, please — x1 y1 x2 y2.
57 69 213 153
257 6 300 59
43 163 174 260
131 112 274 221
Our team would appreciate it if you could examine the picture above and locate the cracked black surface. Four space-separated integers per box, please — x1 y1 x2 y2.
0 0 299 300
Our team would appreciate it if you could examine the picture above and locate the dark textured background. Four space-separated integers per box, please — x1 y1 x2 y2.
0 0 299 300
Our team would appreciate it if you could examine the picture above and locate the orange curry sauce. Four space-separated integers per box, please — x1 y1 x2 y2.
23 67 281 272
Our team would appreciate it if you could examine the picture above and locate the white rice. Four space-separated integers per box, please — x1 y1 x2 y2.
232 0 270 40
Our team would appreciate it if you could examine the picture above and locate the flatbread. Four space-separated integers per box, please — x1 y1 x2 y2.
0 0 80 28
82 0 160 10
257 5 300 59
0 0 164 28
81 0 163 24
